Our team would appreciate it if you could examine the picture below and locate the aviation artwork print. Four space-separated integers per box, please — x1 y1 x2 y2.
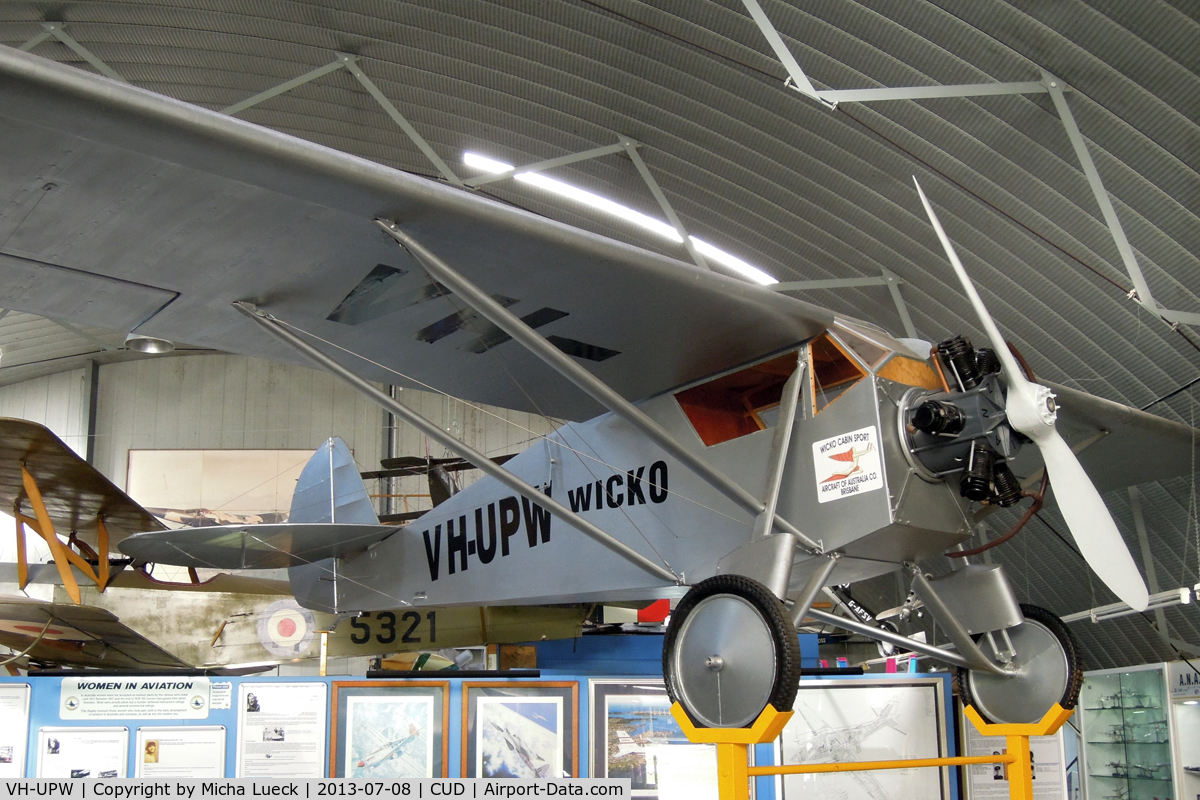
1 44 1197 729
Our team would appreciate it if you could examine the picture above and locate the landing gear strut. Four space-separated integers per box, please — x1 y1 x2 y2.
957 604 1083 724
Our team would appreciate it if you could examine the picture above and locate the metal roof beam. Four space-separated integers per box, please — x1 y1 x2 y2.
620 137 710 271
772 276 889 291
342 56 464 187
220 53 462 186
1130 487 1172 651
816 81 1048 104
20 23 124 82
773 270 917 338
1043 71 1200 328
463 143 626 188
739 0 834 109
220 57 347 116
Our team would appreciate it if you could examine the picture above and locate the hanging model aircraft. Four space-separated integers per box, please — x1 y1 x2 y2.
0 45 1197 725
0 418 586 670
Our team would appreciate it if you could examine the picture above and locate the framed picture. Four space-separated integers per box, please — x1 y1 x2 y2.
463 682 578 779
330 681 450 779
589 679 719 800
774 677 950 800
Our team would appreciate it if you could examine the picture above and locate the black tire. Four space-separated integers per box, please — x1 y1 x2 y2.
956 604 1082 724
663 574 802 728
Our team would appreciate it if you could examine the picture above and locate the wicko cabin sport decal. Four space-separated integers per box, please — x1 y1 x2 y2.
812 426 883 503
422 460 668 580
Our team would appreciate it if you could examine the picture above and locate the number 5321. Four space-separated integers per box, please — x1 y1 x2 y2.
348 611 436 645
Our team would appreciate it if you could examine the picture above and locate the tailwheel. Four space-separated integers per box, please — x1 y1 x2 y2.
957 604 1083 724
663 574 801 728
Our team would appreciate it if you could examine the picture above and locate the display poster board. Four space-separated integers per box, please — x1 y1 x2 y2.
0 684 30 778
36 727 129 779
135 726 227 778
589 679 718 800
236 682 328 777
329 681 449 779
774 678 949 800
60 676 210 720
962 710 1067 800
463 682 578 779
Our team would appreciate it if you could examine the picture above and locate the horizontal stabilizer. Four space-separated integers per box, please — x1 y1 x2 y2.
119 523 399 569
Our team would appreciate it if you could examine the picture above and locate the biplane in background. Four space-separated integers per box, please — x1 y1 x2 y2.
0 418 586 671
1 46 1198 725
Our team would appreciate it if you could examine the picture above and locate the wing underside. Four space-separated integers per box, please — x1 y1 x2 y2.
0 595 190 669
0 47 832 422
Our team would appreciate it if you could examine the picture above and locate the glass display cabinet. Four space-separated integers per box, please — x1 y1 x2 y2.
1081 664 1175 800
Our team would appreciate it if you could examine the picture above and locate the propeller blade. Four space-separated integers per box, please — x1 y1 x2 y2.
1039 432 1150 611
912 177 1028 388
913 176 1150 612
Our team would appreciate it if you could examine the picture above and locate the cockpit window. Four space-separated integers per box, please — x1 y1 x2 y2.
809 333 867 413
830 324 889 367
675 352 799 446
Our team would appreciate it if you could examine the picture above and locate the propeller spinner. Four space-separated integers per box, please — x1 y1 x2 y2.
912 177 1149 612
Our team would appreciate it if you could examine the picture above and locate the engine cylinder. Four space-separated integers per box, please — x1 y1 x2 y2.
960 441 995 501
991 461 1023 507
912 400 967 436
937 335 982 391
976 347 1002 376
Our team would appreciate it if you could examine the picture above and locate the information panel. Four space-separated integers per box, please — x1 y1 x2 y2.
35 726 128 779
136 726 227 778
0 685 29 778
236 683 327 778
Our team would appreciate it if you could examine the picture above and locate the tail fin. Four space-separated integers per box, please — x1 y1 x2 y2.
289 438 378 524
289 437 375 613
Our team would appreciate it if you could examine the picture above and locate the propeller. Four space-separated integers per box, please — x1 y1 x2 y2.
913 176 1149 612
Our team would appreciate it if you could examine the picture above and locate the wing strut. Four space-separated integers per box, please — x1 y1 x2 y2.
375 220 822 553
232 302 681 586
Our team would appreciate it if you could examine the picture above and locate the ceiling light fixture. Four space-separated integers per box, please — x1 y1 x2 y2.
124 333 175 354
463 152 778 286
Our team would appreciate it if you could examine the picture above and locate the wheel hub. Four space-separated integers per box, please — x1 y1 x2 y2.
672 593 777 728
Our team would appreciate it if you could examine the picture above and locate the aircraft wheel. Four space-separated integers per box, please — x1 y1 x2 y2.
663 574 801 728
957 604 1082 724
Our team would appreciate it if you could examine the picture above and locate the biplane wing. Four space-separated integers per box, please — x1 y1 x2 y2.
0 594 190 670
0 417 165 547
0 46 832 423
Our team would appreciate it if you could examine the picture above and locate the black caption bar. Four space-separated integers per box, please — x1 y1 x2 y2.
0 781 630 800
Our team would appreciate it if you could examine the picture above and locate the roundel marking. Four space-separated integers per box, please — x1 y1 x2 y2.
257 599 316 657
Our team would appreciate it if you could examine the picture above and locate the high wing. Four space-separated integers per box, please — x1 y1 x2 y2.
0 46 832 422
0 417 164 546
1043 381 1199 494
0 594 190 669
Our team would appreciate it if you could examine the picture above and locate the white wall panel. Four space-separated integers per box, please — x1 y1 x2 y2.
0 367 88 456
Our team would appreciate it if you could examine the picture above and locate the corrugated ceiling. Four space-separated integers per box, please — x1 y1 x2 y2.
0 0 1197 669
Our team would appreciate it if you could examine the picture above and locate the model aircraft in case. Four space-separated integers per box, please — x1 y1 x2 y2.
0 45 1196 726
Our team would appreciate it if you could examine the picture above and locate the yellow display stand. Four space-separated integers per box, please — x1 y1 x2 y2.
672 701 1074 800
